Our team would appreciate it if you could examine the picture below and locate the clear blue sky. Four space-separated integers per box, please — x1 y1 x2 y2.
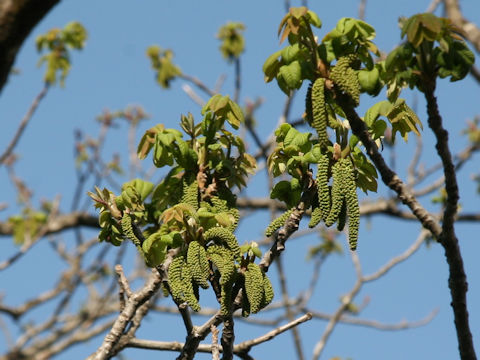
1 0 479 359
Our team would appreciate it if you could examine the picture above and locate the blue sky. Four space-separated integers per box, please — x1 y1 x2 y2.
1 0 479 359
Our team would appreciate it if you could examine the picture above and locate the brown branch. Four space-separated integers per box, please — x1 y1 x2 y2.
0 0 60 93
0 85 49 165
126 313 312 356
234 313 312 355
423 78 476 360
88 267 163 360
307 308 438 331
211 325 220 360
444 0 480 53
179 74 216 97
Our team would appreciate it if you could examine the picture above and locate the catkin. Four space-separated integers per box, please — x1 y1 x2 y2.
168 255 200 311
325 161 345 227
343 160 360 250
187 240 210 289
317 153 331 222
308 206 323 228
121 213 141 248
311 78 329 148
330 54 360 106
181 180 199 210
244 263 264 314
260 273 274 309
265 208 294 237
204 227 240 258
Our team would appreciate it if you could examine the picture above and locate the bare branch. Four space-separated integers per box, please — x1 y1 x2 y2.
307 308 438 331
179 74 216 97
0 85 48 165
444 0 480 53
88 267 163 360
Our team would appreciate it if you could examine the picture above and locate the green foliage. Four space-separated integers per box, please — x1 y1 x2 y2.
267 123 312 178
217 22 245 61
202 94 244 129
8 209 47 245
270 178 302 208
36 21 87 86
146 45 182 88
383 13 474 99
322 17 378 65
364 99 422 142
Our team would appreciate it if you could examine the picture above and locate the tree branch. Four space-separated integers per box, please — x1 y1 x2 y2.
0 85 49 165
0 0 60 93
423 78 476 360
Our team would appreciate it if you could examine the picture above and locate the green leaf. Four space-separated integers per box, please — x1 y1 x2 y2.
142 233 170 267
363 101 393 126
270 179 301 207
263 50 282 82
358 67 381 95
281 44 301 64
277 60 302 93
306 10 322 28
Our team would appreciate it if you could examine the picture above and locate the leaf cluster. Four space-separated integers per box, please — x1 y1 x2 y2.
383 13 474 99
35 21 87 86
146 45 182 88
217 22 245 61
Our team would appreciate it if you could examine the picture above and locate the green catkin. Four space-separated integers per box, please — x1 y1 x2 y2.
330 54 360 106
207 245 236 315
204 227 240 258
168 255 200 311
182 264 200 311
337 198 347 232
343 160 360 250
265 208 294 237
325 161 345 227
308 206 323 228
210 196 240 232
317 153 331 222
168 255 185 304
180 180 199 210
260 273 274 310
121 213 141 249
241 289 251 317
187 240 210 289
311 78 329 148
244 263 264 314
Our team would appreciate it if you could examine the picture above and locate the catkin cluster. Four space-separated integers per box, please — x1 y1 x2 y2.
330 54 360 106
309 155 360 250
181 180 199 210
207 244 236 315
242 263 274 317
168 254 201 311
324 158 359 250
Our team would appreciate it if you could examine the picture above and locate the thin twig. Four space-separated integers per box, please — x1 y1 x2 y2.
0 85 48 165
